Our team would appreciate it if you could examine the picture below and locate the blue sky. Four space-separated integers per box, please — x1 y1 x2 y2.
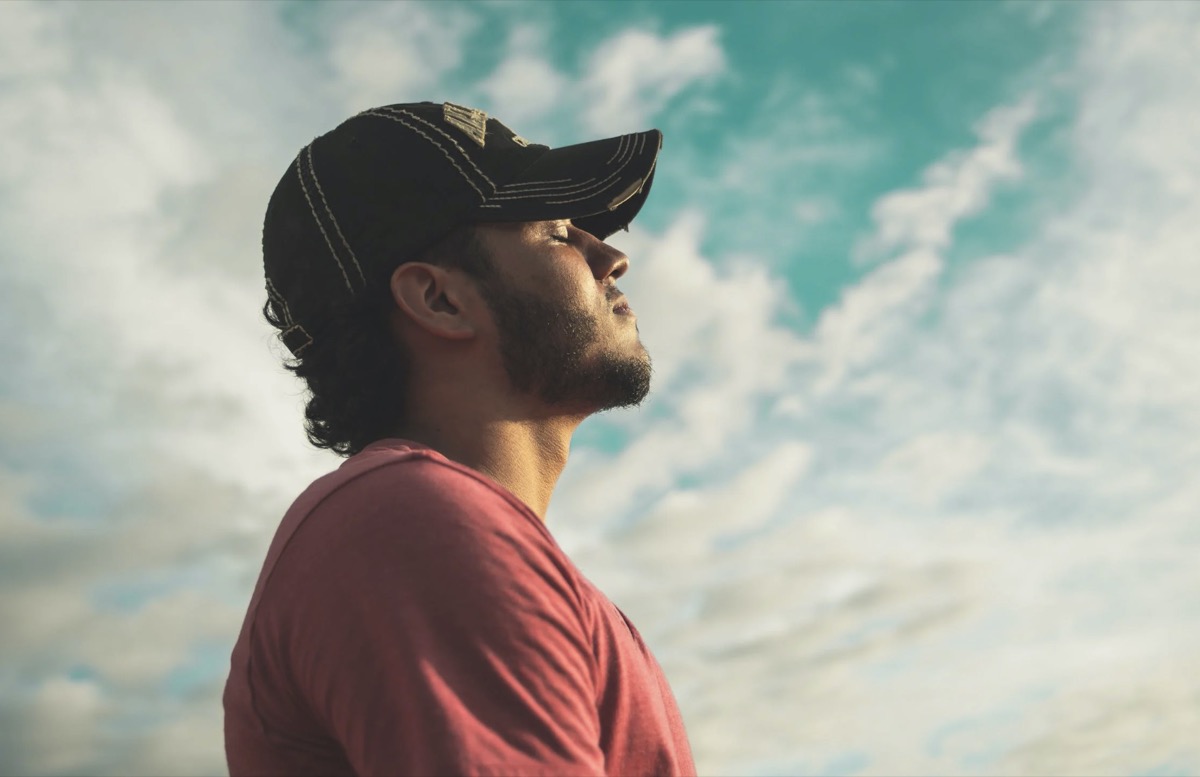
2 1 1199 775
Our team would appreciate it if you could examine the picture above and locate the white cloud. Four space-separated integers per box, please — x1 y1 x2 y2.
22 676 107 774
843 63 880 95
808 247 943 396
668 78 883 268
580 25 726 135
552 210 807 546
612 441 813 569
477 23 568 127
0 1 68 79
853 96 1038 263
793 197 840 225
877 431 993 508
0 3 334 774
326 3 480 113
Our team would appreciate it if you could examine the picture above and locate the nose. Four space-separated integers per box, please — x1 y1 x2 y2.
574 224 629 282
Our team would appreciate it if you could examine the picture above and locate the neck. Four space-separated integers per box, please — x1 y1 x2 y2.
394 410 585 522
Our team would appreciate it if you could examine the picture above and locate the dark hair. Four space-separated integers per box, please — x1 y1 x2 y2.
263 225 495 456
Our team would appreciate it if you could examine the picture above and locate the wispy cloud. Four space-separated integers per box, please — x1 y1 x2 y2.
477 23 568 127
852 97 1038 264
325 2 480 113
580 25 726 135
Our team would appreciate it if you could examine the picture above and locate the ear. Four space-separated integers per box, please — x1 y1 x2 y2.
389 263 478 341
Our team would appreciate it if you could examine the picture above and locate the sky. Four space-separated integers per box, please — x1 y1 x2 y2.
1 1 1198 775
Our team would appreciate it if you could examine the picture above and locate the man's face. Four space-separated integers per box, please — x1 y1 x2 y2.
472 219 652 414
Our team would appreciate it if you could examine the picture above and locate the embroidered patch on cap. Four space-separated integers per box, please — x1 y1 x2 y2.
443 102 488 148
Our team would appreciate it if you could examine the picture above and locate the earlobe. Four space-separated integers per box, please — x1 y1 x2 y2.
389 263 477 340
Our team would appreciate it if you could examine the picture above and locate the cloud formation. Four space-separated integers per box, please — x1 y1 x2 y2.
2 2 1198 776
580 25 726 135
562 4 1200 774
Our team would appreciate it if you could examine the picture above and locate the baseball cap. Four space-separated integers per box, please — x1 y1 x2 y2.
263 101 663 357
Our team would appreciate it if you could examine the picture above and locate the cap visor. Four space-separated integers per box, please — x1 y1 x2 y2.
473 129 662 239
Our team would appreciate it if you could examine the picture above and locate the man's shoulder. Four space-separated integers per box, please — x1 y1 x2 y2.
256 438 574 618
281 438 541 551
320 438 481 501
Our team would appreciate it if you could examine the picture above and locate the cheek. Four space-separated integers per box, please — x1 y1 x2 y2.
540 260 597 309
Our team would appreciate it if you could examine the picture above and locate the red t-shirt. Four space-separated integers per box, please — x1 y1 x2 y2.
223 438 695 777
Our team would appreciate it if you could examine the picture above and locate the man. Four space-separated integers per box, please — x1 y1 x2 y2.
223 101 696 776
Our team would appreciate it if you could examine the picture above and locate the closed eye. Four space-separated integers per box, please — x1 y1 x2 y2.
549 219 574 244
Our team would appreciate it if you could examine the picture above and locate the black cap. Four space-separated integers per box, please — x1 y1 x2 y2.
263 101 663 356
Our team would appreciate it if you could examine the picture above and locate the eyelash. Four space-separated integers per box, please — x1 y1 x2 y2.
551 233 571 243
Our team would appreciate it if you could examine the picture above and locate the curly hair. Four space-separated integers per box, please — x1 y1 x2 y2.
263 225 496 457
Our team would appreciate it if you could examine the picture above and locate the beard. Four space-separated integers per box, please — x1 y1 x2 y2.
477 273 653 413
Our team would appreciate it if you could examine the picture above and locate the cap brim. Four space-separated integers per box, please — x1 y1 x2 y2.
472 129 662 240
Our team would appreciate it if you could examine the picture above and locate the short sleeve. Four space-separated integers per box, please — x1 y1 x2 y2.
261 461 605 777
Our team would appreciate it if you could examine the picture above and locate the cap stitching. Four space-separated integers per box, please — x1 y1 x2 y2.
543 136 649 205
484 136 637 202
358 111 487 202
294 150 354 292
483 134 643 203
498 177 574 189
606 133 630 165
493 135 635 195
265 277 295 325
306 144 366 287
493 177 599 197
381 107 498 192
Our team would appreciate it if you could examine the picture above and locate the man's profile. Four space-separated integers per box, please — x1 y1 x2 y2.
222 101 695 776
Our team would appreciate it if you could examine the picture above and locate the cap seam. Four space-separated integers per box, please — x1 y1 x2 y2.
306 144 366 287
294 149 354 292
358 111 488 202
377 106 499 193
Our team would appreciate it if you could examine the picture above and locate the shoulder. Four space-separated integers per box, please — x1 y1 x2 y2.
268 440 572 596
254 441 594 651
312 444 541 544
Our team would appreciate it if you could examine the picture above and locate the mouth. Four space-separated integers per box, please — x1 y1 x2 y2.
613 300 634 316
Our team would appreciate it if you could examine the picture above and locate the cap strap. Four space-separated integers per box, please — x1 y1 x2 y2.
281 324 313 356
266 277 314 356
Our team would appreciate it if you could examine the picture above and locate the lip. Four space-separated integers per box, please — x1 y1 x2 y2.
612 298 634 316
